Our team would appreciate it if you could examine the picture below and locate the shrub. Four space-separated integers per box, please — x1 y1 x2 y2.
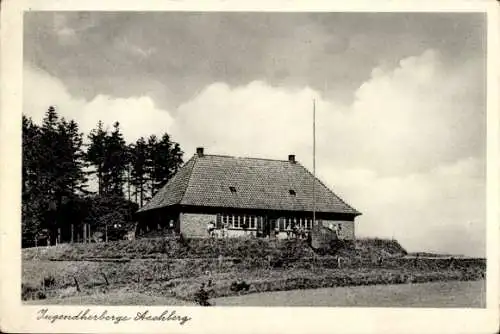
230 280 250 292
43 275 56 288
22 283 46 301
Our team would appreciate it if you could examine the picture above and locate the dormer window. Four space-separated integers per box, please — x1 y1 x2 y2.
289 189 296 196
229 186 237 193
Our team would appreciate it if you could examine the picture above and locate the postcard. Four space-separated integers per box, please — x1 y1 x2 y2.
1 0 498 333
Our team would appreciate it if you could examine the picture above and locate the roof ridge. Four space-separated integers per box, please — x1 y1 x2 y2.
194 153 292 163
295 162 361 216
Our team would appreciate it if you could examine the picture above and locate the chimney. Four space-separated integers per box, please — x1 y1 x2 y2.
288 154 296 163
196 147 204 157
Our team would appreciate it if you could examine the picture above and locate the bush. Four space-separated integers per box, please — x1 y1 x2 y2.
22 283 46 301
43 275 56 288
230 280 250 292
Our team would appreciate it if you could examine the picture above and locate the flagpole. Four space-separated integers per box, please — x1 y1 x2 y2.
313 99 316 227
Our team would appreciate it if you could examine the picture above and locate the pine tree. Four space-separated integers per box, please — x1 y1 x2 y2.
22 106 185 245
87 121 107 195
66 119 89 195
22 115 42 246
129 137 149 206
146 134 159 198
147 133 184 196
105 122 128 197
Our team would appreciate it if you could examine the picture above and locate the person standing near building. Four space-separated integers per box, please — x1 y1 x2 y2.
286 222 292 239
292 222 298 239
207 221 215 237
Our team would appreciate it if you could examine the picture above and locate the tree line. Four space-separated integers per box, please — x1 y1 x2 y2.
22 106 184 247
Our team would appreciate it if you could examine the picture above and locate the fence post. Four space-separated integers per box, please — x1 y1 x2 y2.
73 277 81 292
101 272 109 286
83 224 87 243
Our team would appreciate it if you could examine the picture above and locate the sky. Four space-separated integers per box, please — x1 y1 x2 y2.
23 12 487 256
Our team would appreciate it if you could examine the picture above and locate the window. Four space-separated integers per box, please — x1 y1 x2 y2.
289 189 296 196
257 216 263 230
218 213 262 229
248 215 256 229
229 186 237 193
306 218 312 229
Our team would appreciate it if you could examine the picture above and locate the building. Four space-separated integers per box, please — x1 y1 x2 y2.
135 147 361 240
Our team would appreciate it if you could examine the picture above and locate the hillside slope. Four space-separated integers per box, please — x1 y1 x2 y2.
23 237 407 261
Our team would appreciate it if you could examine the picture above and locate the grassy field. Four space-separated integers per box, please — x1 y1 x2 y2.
213 280 486 308
22 238 486 305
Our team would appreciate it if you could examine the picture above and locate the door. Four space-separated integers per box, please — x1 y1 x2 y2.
268 218 277 239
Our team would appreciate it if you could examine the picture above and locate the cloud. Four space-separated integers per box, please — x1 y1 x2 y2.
171 49 485 256
23 65 173 142
325 157 485 257
172 81 321 160
174 49 484 172
51 13 78 45
115 37 157 59
50 12 100 46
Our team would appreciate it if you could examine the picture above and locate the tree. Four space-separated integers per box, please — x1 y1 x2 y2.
105 122 128 197
65 119 89 195
84 195 139 241
86 121 107 195
87 121 128 197
22 115 41 198
22 115 42 246
22 107 89 245
145 134 158 199
22 106 185 246
147 133 184 197
129 137 149 206
54 118 88 197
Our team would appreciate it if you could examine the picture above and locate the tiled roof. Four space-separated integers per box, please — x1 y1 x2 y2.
137 154 360 215
137 157 196 212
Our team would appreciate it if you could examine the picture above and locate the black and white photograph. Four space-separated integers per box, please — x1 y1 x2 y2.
1 1 498 333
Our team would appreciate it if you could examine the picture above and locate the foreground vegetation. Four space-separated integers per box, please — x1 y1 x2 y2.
22 237 485 304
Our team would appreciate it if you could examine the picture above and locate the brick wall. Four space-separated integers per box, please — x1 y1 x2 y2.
180 213 217 238
321 220 355 240
180 212 355 240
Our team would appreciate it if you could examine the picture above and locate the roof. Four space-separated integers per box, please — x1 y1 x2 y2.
137 153 361 215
